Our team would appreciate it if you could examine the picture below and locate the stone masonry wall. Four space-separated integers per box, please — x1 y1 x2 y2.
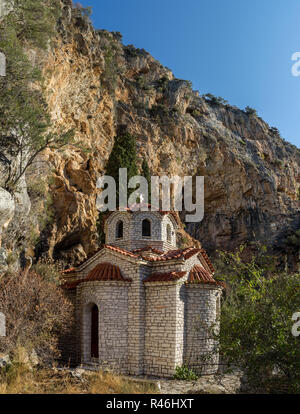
74 250 151 375
106 211 177 252
66 227 221 377
77 280 130 373
144 279 188 377
184 284 222 375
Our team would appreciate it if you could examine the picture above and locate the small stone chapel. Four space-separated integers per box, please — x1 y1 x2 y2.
61 208 223 377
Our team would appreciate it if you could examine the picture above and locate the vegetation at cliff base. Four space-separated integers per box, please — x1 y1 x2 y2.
0 270 73 364
214 245 300 393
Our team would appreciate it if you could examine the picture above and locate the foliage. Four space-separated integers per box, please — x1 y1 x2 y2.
96 211 106 245
244 106 257 116
214 246 300 393
101 40 123 95
0 271 73 364
32 257 64 285
0 0 73 192
187 108 201 118
149 103 169 117
105 132 138 203
97 132 138 239
72 2 92 22
174 365 198 381
269 126 281 137
141 157 151 203
4 0 61 49
156 75 169 92
203 93 228 106
286 229 300 248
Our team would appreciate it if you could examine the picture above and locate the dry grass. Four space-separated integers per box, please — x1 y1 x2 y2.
0 363 157 394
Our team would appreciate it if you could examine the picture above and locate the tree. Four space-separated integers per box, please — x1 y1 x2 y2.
141 157 151 203
4 0 61 49
203 93 228 106
97 132 138 243
105 132 139 204
213 245 300 393
0 0 73 192
245 106 257 117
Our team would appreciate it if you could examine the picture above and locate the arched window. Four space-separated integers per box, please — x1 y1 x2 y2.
166 224 172 242
142 219 151 237
116 220 123 239
91 304 99 359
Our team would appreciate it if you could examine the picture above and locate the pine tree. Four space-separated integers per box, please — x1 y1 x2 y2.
141 157 151 204
105 132 139 204
97 132 138 243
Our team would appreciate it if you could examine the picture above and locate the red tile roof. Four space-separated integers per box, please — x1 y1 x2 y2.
62 267 76 274
87 262 132 282
62 245 215 278
102 244 139 259
146 247 200 262
144 271 187 283
187 265 224 287
132 246 164 255
61 262 132 289
61 280 82 290
73 244 140 269
200 248 215 273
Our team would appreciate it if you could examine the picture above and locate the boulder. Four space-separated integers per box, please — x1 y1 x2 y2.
0 354 11 369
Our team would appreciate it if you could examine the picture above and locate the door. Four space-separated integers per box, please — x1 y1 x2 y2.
91 304 99 359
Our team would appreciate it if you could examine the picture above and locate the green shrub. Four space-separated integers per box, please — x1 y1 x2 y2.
203 93 228 106
174 365 198 381
244 106 257 116
214 246 300 393
157 76 169 91
149 104 168 117
269 127 281 137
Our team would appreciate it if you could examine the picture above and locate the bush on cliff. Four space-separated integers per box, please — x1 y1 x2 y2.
0 0 73 192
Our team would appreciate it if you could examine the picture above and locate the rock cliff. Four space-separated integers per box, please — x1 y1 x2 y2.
1 0 299 269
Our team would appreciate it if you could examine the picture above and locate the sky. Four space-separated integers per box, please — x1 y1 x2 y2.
78 0 300 148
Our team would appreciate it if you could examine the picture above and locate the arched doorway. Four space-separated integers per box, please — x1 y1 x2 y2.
91 304 99 359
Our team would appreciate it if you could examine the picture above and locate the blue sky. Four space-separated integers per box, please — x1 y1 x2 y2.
78 0 300 148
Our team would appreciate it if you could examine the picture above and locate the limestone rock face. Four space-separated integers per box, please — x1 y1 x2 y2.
0 188 14 236
2 0 299 267
31 0 299 266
